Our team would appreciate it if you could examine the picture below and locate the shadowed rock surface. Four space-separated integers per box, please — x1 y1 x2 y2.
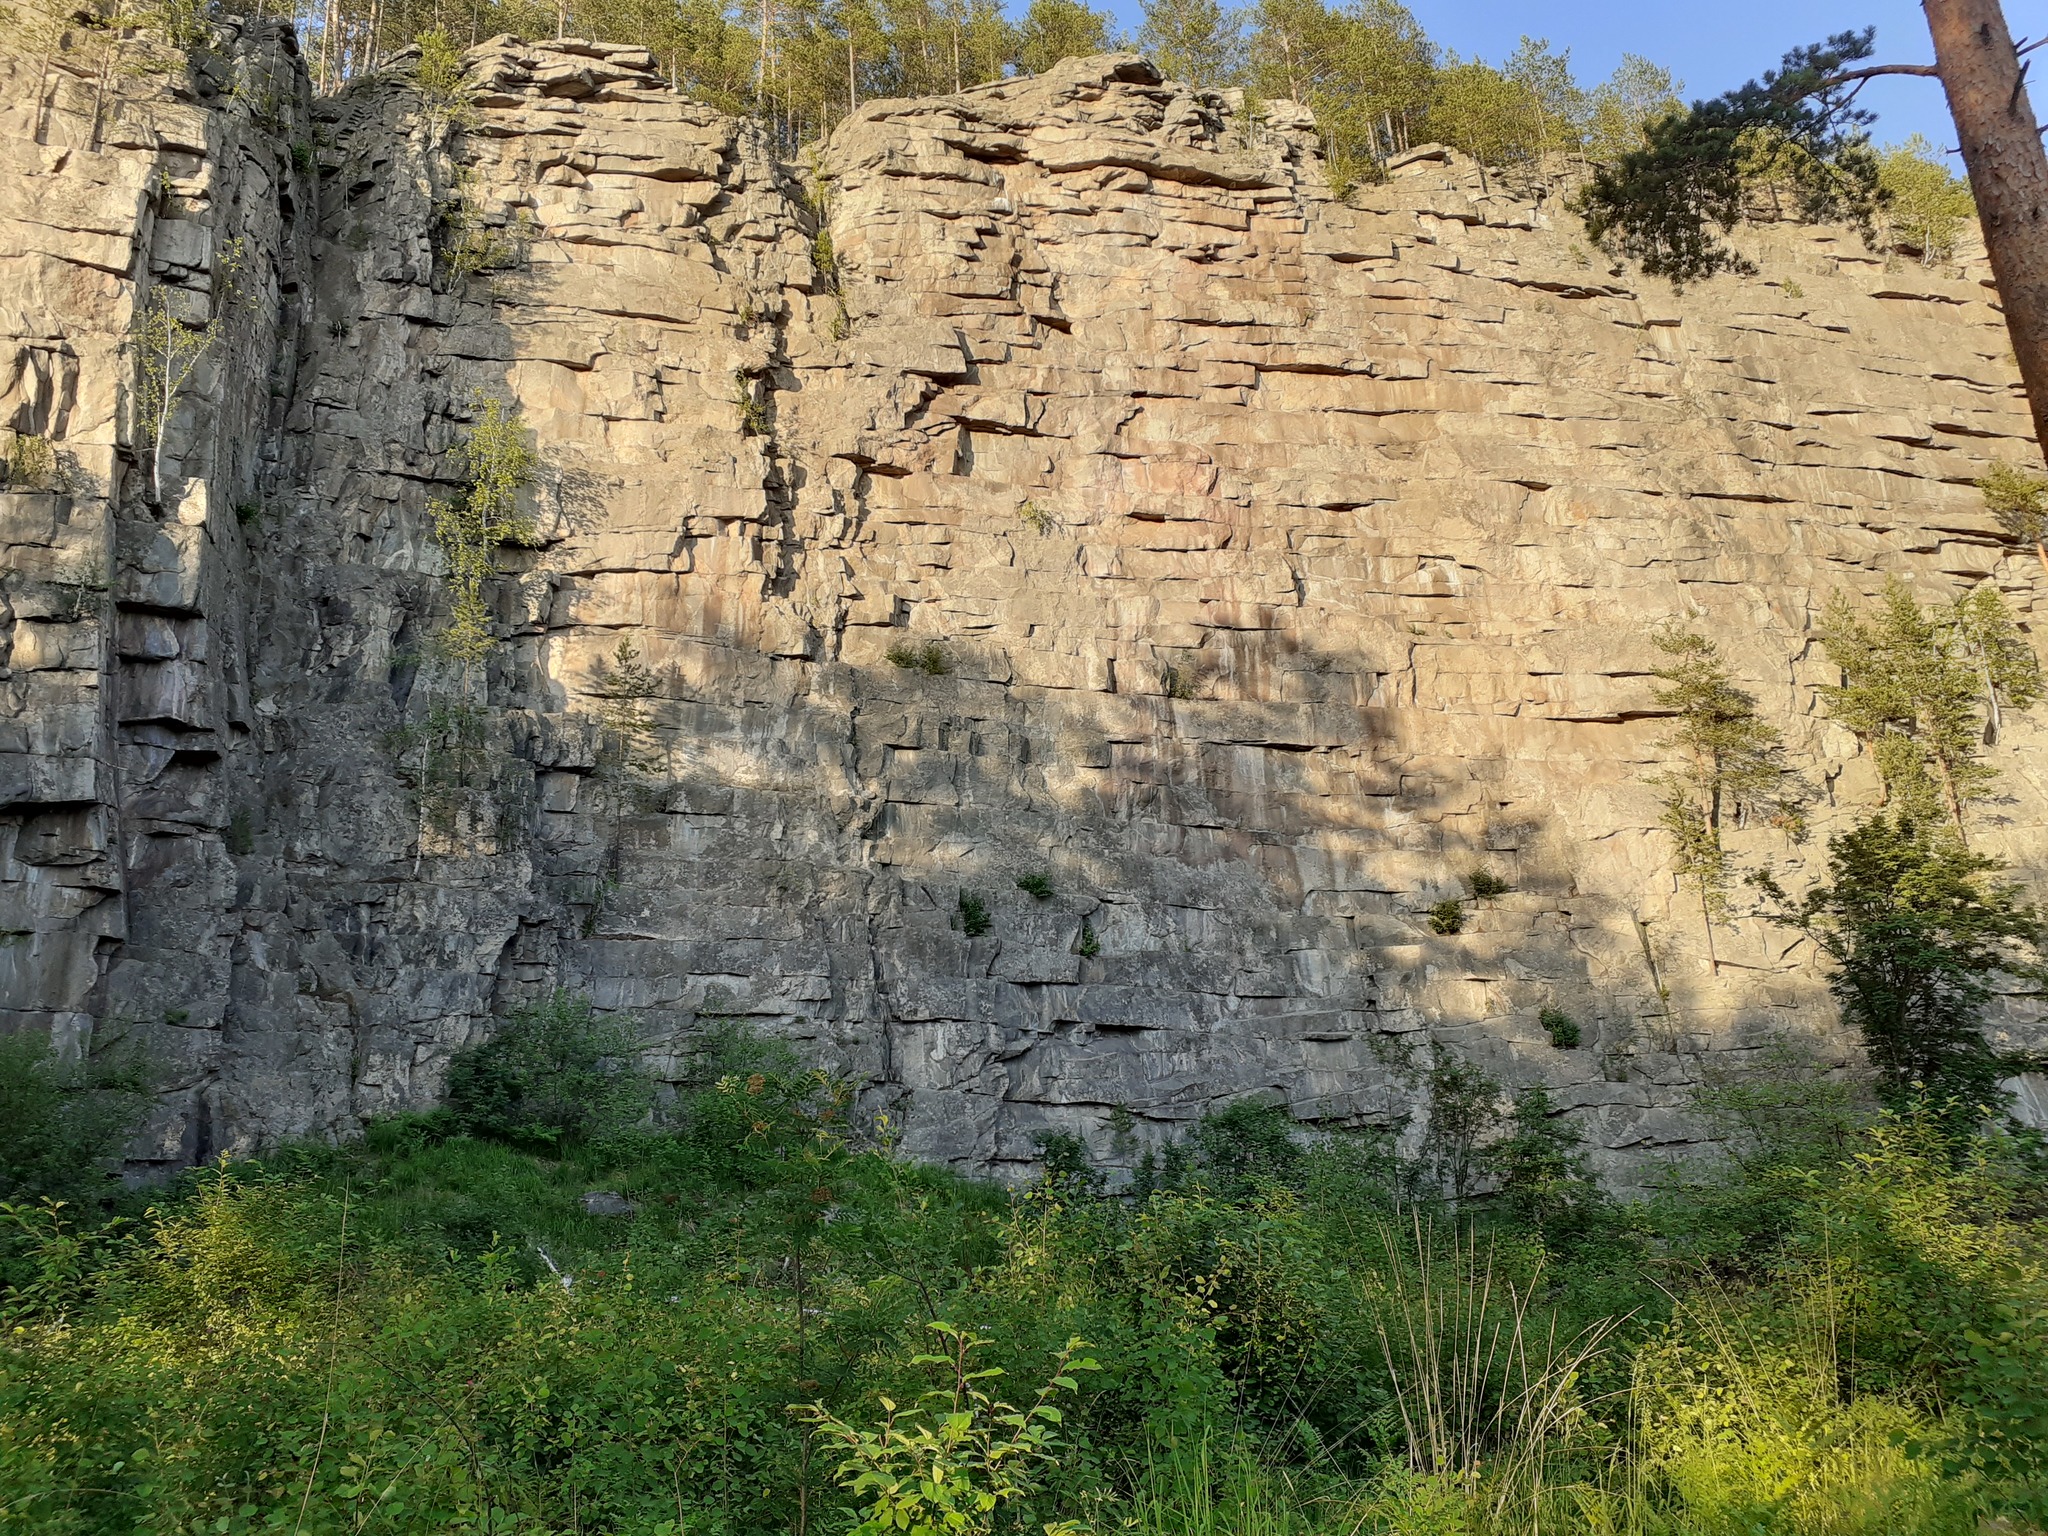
2 26 2043 1185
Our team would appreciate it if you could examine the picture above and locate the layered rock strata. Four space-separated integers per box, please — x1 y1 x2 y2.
2 29 2043 1181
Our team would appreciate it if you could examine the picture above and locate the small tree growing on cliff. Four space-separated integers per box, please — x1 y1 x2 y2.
1647 630 1809 972
133 236 244 504
431 394 539 676
1980 462 2048 578
1754 815 2043 1113
1819 578 2040 837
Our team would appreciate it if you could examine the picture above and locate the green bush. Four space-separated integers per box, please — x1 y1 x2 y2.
958 892 993 937
1017 872 1054 900
442 991 653 1149
1427 898 1465 935
0 1031 153 1208
1467 867 1510 899
1538 1007 1581 1049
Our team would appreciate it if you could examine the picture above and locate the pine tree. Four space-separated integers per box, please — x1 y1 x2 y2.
1980 462 2048 578
1818 578 2038 836
1016 0 1113 74
1140 0 1241 89
1648 630 1809 972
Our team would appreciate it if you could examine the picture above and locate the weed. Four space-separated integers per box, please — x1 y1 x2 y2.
1018 498 1053 534
327 317 350 338
1427 898 1466 935
1077 917 1100 956
225 808 255 855
958 892 992 938
233 500 261 527
1016 873 1054 901
290 139 314 173
1782 277 1805 299
1160 663 1196 699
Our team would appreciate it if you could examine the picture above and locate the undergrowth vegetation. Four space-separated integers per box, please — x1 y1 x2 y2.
3 1010 2046 1535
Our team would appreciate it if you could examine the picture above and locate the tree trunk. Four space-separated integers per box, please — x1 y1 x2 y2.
1923 0 2048 454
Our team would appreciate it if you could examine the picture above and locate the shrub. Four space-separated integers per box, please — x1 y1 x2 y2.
1538 1007 1581 1049
1467 867 1510 899
1427 898 1465 935
887 640 951 676
443 991 652 1149
1016 873 1054 900
1077 918 1100 957
958 892 992 937
4 432 57 490
0 1031 153 1208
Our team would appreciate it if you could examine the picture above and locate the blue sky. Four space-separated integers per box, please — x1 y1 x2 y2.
1098 0 2048 153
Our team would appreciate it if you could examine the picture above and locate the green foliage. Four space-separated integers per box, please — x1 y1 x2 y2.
443 991 654 1149
958 891 993 937
888 639 952 675
1756 815 2043 1113
412 26 476 126
1585 53 1681 162
3 431 58 491
799 1323 1097 1536
1820 578 2040 831
1483 1089 1596 1233
1017 0 1114 74
1076 918 1100 957
1466 867 1509 899
1579 30 1888 281
591 636 665 777
133 235 245 502
224 806 254 855
1980 462 2048 564
732 368 769 433
1422 1053 1500 1203
388 699 519 852
0 1032 153 1209
1140 0 1242 89
1426 897 1464 935
1017 872 1055 900
4 1071 2045 1532
431 394 538 667
1159 662 1197 699
1648 628 1808 965
1537 1007 1580 1049
1877 134 1974 263
1248 0 1435 181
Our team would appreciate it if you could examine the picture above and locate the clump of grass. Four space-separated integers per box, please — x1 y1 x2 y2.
1428 898 1466 935
1016 873 1054 901
1077 918 1100 956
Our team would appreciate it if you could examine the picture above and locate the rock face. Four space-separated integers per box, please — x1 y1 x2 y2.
2 29 2043 1184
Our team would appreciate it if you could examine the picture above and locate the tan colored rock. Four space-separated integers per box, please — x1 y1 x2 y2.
1 38 2043 1185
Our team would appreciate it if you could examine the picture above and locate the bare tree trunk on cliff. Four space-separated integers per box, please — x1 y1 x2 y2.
1924 0 2048 454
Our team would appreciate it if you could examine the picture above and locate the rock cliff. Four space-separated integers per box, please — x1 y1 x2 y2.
3 24 2043 1182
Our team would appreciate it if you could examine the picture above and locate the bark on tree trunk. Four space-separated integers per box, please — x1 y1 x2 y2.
1923 0 2048 454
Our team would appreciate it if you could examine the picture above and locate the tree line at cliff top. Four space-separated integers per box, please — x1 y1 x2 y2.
278 0 1960 212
